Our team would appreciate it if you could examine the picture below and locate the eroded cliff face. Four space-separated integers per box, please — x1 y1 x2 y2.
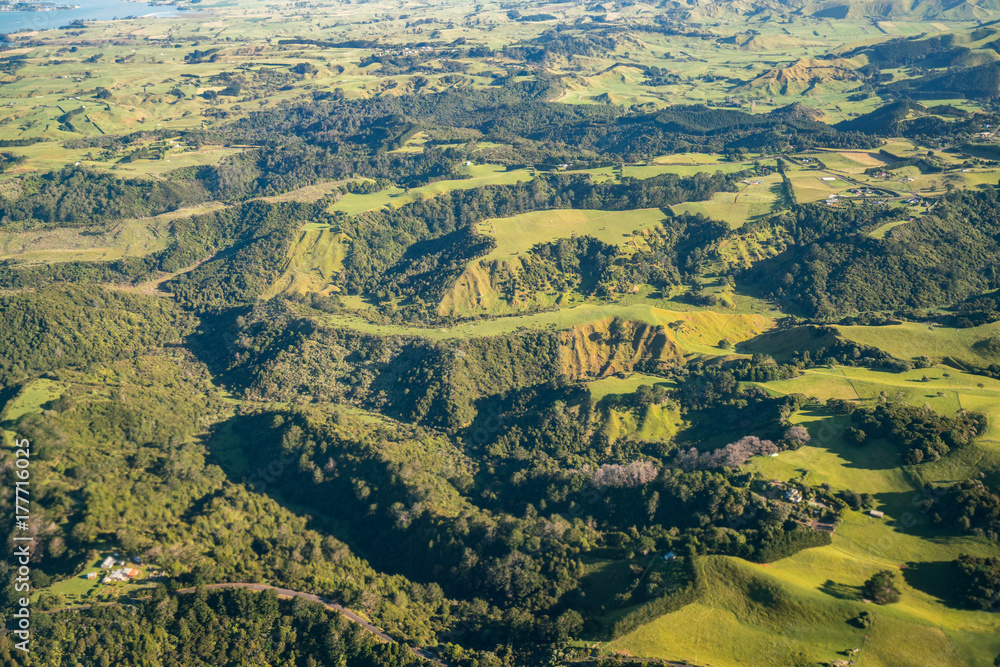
560 318 682 379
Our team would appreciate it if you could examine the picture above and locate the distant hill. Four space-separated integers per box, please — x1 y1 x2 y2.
886 60 1000 98
656 0 1000 20
737 58 862 96
835 99 929 134
725 23 1000 101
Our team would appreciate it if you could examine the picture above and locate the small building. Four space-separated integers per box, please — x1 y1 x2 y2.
86 572 98 580
785 488 803 503
100 556 116 569
663 551 677 561
126 568 141 578
106 568 134 583
869 510 885 518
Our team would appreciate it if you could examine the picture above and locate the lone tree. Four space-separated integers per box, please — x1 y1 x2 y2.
863 570 901 605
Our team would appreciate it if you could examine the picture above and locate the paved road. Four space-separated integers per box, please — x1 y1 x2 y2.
175 583 445 665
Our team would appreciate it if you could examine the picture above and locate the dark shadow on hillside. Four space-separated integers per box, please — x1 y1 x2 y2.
201 413 358 541
184 306 275 395
736 325 839 362
770 181 793 210
201 412 461 595
381 228 494 304
868 490 978 548
185 305 455 429
871 487 970 534
870 489 929 529
901 561 962 607
819 579 862 601
676 403 787 452
573 559 636 615
792 405 902 472
0 383 21 418
461 381 588 452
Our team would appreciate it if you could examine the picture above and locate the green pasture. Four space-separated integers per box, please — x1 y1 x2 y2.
0 215 173 264
477 208 668 262
313 302 773 351
331 164 534 215
671 173 784 228
714 225 782 270
761 364 1000 432
2 378 63 423
264 223 348 298
601 401 683 444
869 218 914 239
39 555 159 607
615 430 1000 667
587 373 675 402
837 321 1000 369
607 554 977 667
0 202 231 266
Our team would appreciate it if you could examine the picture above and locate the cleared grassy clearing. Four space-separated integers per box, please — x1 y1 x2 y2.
715 225 782 270
107 146 247 176
264 223 348 298
787 173 845 203
256 180 345 204
763 365 1000 430
868 218 914 239
837 321 1000 368
607 554 969 667
478 208 668 262
330 164 534 215
671 173 784 228
587 373 675 401
315 302 773 352
959 170 1000 188
2 378 63 422
0 202 228 265
570 162 750 182
603 402 683 443
442 208 673 316
653 153 737 166
0 219 170 264
637 162 752 178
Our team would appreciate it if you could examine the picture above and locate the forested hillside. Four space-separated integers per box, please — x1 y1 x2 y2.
2 2 1000 667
